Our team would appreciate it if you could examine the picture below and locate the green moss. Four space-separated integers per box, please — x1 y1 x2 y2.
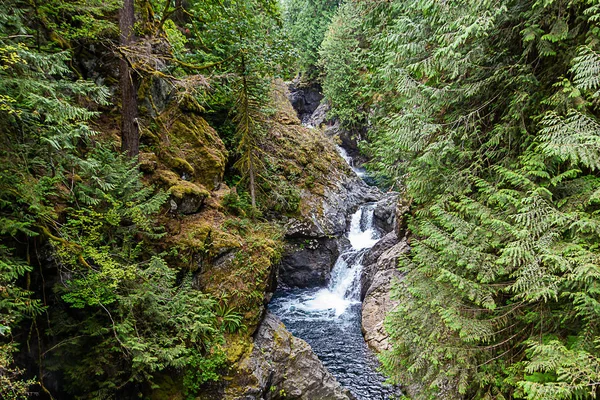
168 181 209 200
224 337 253 365
155 169 180 187
166 113 227 189
147 103 228 190
164 155 195 176
150 374 184 400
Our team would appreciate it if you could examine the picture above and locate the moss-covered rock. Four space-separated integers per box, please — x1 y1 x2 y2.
168 181 210 214
147 104 227 190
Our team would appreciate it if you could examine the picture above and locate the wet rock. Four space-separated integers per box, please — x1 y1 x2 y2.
279 177 381 288
361 231 400 286
322 178 381 235
285 218 326 238
279 238 339 287
228 312 352 400
288 79 323 124
361 234 409 353
306 100 331 128
323 119 341 139
372 192 399 234
277 79 384 289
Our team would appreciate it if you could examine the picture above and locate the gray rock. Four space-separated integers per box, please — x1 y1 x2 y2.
228 312 352 400
279 238 339 287
322 178 381 235
287 79 324 124
174 192 206 214
361 268 403 353
361 231 400 291
284 218 326 238
306 100 331 128
323 120 341 139
279 166 382 288
372 192 399 234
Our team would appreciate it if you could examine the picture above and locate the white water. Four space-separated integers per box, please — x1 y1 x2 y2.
275 205 379 319
336 145 367 178
269 204 402 398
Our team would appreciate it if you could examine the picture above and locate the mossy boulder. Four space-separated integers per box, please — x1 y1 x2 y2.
168 181 210 214
154 169 210 214
149 105 227 190
225 312 351 400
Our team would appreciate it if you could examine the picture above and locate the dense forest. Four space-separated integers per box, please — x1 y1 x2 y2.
1 0 600 399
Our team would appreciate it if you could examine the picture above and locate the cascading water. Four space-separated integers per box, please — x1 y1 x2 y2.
336 145 367 178
270 205 402 399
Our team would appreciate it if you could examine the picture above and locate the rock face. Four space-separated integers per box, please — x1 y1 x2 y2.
287 79 324 124
306 100 330 128
278 176 381 287
274 80 385 288
279 238 339 287
372 192 399 235
229 312 352 400
360 231 410 353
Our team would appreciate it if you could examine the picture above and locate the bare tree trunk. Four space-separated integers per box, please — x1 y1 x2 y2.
119 0 139 158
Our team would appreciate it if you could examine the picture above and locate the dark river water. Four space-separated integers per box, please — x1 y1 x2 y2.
269 206 402 399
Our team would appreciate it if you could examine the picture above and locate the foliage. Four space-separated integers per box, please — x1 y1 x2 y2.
0 0 298 397
282 0 340 78
319 0 370 129
320 0 600 399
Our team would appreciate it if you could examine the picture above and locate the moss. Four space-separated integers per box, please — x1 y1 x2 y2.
146 101 227 190
168 181 209 200
177 218 242 258
150 374 184 400
139 151 158 172
224 337 253 365
164 155 195 176
155 169 180 187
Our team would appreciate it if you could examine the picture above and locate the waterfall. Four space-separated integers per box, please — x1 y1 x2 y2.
269 204 400 398
275 205 379 319
336 145 366 178
271 94 401 399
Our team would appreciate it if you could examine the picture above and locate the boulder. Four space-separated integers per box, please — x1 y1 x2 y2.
306 100 331 128
287 79 324 124
278 238 339 287
361 231 400 297
372 192 399 234
168 181 210 214
228 312 352 400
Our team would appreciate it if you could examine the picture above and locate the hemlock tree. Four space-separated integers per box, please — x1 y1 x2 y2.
321 0 600 398
233 56 267 209
283 0 340 78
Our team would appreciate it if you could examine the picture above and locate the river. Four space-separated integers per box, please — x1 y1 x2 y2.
269 152 402 399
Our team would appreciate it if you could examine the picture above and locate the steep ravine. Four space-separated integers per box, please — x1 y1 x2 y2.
266 84 404 399
214 82 406 400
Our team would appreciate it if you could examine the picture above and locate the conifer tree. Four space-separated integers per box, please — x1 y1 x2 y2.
321 0 600 398
119 0 139 157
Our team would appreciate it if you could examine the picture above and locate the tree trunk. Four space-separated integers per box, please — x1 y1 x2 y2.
249 154 256 208
119 0 139 158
